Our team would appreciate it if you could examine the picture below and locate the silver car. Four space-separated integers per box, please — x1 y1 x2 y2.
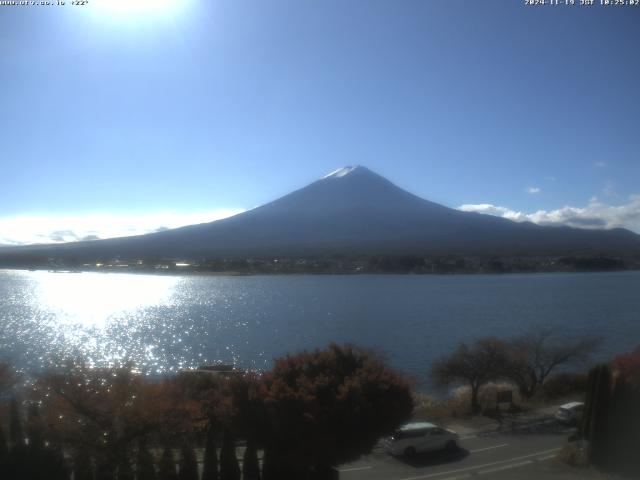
554 401 584 425
381 422 459 457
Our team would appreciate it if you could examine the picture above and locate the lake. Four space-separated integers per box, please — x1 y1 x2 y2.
1 269 638 390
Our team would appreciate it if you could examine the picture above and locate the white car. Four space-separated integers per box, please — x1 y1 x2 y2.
382 422 459 457
554 402 584 425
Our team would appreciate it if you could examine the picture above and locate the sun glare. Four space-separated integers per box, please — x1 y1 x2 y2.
92 0 185 18
31 271 179 328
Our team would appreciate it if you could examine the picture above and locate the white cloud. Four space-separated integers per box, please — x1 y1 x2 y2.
456 204 529 222
458 195 640 233
526 187 541 194
0 209 246 246
594 161 607 168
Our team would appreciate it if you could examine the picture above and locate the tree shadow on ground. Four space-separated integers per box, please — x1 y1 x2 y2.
497 420 578 436
396 447 470 468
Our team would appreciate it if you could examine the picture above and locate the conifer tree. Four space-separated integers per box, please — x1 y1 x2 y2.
0 425 8 460
581 364 612 466
73 447 94 480
607 347 640 473
259 448 277 480
201 428 218 480
242 440 260 480
9 397 24 449
117 451 134 480
219 430 240 480
0 425 8 480
136 439 157 480
45 442 71 480
158 446 178 480
26 403 45 452
95 454 116 480
178 442 198 480
579 367 598 439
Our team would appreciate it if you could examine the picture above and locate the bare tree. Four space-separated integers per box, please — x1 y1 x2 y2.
431 338 510 414
506 330 598 400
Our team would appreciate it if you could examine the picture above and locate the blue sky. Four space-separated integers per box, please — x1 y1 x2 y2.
1 0 639 244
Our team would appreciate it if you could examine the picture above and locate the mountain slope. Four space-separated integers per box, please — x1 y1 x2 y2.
3 166 640 260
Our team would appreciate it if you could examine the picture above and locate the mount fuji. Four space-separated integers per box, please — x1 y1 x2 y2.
3 166 640 261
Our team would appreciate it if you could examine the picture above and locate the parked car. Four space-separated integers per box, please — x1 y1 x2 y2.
554 401 584 425
381 422 459 457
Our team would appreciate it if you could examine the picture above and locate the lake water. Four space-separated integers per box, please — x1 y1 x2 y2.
1 269 638 390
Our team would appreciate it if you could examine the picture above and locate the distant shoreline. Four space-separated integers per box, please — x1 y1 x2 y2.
1 262 638 277
2 252 639 277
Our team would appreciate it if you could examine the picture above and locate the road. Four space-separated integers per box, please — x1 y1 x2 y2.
338 420 591 480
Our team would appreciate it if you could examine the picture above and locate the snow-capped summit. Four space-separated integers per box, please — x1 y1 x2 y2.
322 166 362 179
4 166 639 260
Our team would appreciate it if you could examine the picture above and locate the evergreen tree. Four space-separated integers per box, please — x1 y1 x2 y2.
241 440 260 480
26 403 45 452
606 355 640 474
136 440 157 480
158 446 178 480
259 448 277 480
178 442 198 480
0 425 8 460
95 454 116 480
2 442 69 480
579 367 598 439
44 442 71 480
9 397 24 449
219 430 240 480
117 451 134 480
259 444 297 480
4 442 29 480
0 426 9 479
73 447 94 480
201 428 218 480
581 364 612 467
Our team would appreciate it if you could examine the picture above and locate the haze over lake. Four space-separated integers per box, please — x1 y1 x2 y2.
1 269 638 389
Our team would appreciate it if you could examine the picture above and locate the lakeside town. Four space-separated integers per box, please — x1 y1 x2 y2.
1 254 638 276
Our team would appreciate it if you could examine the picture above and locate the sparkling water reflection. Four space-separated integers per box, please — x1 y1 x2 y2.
1 269 639 388
31 271 179 328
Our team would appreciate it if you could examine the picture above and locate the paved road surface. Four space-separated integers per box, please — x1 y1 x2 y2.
338 421 593 480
